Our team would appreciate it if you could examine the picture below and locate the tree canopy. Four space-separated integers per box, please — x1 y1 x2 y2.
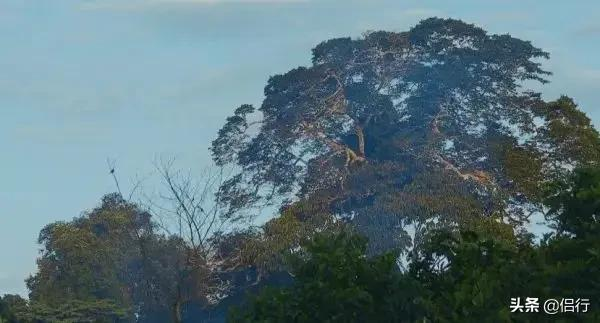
212 18 600 255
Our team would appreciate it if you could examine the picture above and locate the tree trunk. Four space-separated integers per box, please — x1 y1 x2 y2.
355 125 366 157
172 299 182 323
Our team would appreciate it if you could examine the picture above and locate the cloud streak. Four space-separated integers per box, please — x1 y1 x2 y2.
400 8 442 18
573 24 600 37
80 0 309 11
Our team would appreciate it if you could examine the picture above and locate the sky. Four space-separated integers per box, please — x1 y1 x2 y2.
1 0 600 296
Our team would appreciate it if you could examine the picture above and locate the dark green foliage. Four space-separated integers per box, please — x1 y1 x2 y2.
0 294 27 323
20 299 129 323
1 295 129 323
23 194 194 322
545 166 600 236
533 97 600 172
539 167 600 312
230 167 600 322
231 227 599 323
22 194 235 322
229 231 424 323
24 193 150 320
412 229 541 322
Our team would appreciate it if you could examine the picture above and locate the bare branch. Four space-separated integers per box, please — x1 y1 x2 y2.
106 158 122 197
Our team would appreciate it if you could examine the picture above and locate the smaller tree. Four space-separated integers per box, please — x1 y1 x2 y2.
410 167 600 322
411 227 543 322
544 166 600 237
25 193 154 322
229 231 424 322
19 299 129 323
0 294 27 323
140 159 237 323
537 167 600 317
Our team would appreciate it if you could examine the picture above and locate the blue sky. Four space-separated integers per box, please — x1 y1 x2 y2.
1 0 599 296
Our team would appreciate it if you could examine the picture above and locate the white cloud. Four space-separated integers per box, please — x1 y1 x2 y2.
574 24 600 37
399 8 442 18
488 11 530 23
80 0 309 11
580 69 600 82
162 0 306 2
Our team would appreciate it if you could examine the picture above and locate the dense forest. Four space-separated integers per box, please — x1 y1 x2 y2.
2 18 600 322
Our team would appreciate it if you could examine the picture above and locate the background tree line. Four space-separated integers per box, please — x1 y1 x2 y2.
231 166 600 322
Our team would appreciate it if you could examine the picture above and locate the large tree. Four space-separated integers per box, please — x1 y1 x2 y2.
212 18 600 254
